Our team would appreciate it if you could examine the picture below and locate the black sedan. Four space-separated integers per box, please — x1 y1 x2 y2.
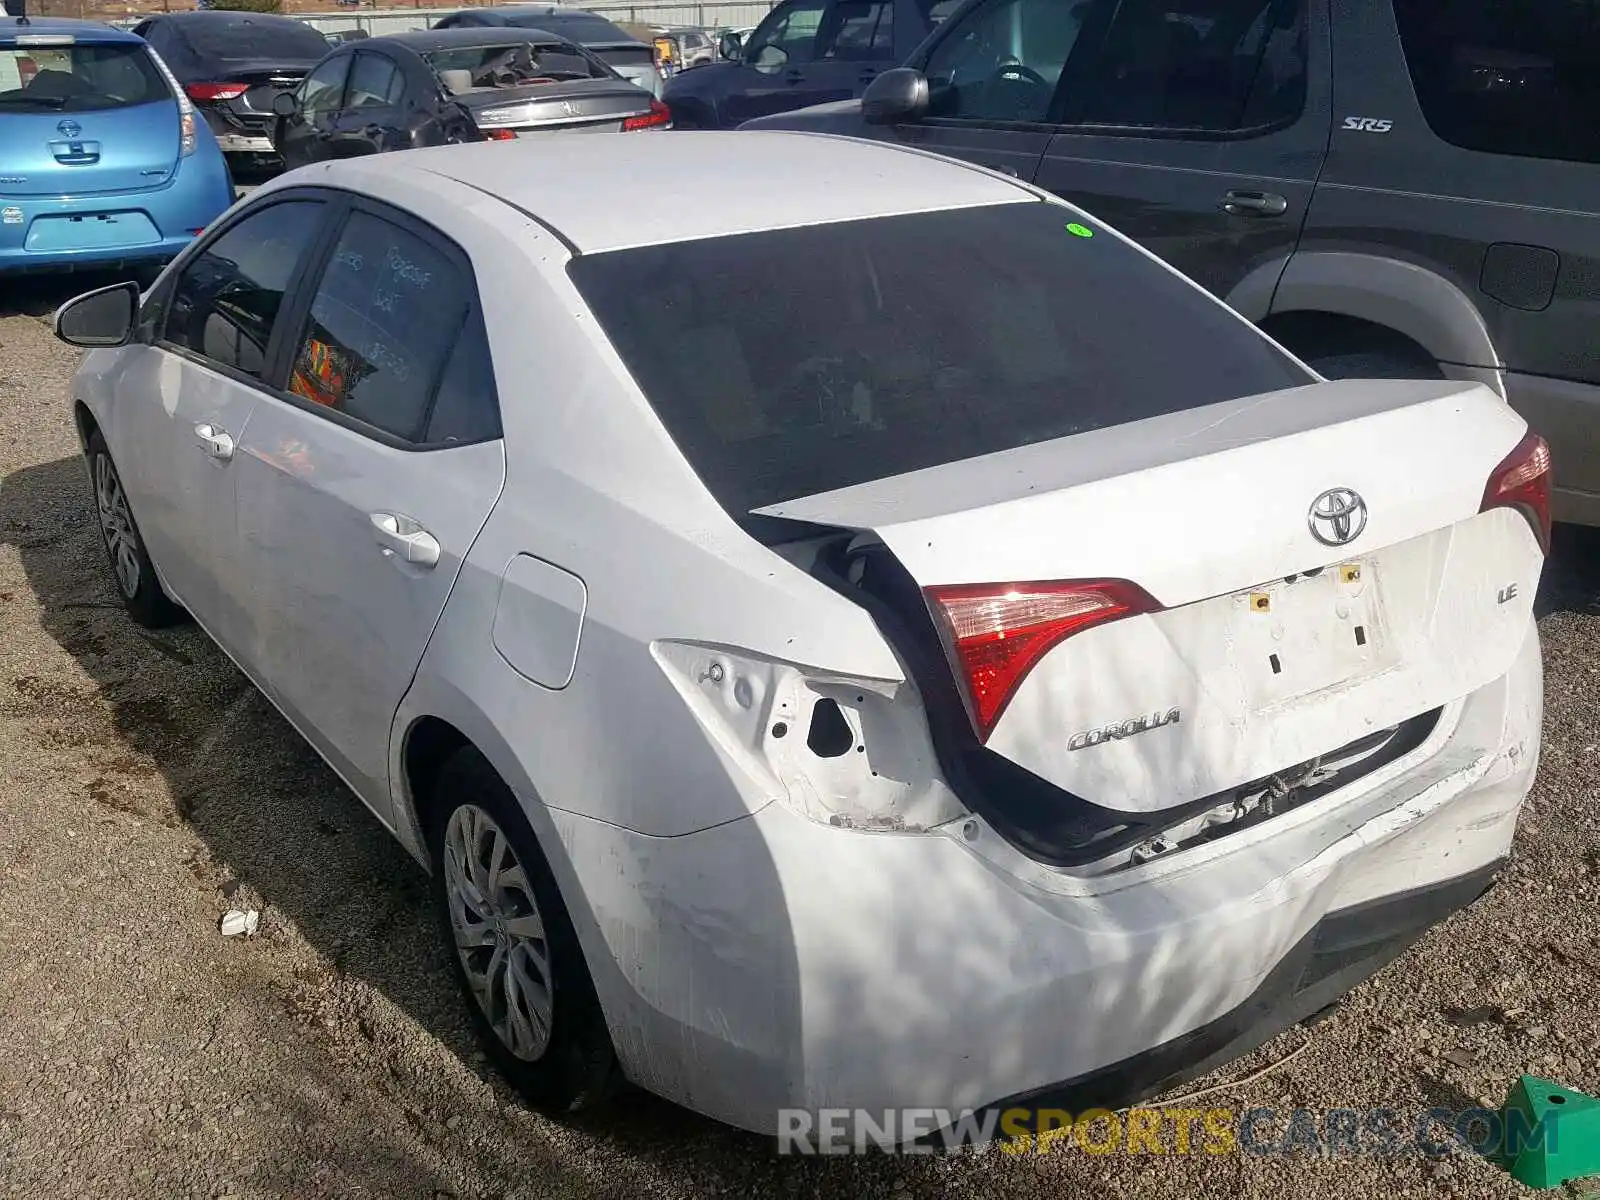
271 27 670 170
131 10 333 165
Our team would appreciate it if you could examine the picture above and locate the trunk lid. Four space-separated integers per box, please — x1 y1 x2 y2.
196 62 310 129
757 379 1543 815
0 98 181 197
461 77 654 133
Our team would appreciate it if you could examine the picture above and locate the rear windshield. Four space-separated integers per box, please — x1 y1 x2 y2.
180 17 331 63
569 202 1313 513
506 12 633 43
0 43 169 112
425 41 607 85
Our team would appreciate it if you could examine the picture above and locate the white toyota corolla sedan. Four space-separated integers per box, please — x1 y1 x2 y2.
53 132 1546 1138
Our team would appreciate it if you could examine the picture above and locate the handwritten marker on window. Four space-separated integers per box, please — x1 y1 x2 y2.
1066 223 1095 238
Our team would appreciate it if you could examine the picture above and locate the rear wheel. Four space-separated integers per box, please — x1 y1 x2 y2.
87 431 187 629
427 747 620 1113
1267 314 1445 382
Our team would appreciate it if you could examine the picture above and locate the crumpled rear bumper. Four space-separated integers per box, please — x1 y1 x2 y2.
547 624 1540 1134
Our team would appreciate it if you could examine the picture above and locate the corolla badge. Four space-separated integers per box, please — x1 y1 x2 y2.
1068 707 1181 751
57 119 82 138
1307 487 1368 547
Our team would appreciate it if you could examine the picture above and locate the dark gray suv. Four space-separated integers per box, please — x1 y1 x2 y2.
746 0 1600 525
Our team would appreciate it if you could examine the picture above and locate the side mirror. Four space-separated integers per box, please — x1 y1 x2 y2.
54 281 139 348
718 31 742 60
862 67 929 125
272 91 298 118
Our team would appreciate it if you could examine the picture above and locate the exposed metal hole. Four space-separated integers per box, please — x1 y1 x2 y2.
771 721 788 739
806 699 853 758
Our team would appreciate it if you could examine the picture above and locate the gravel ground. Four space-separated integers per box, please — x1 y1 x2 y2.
2 274 1598 1200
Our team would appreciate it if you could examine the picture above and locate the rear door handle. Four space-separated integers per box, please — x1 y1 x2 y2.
193 422 234 462
370 511 440 568
1221 190 1288 217
784 69 804 84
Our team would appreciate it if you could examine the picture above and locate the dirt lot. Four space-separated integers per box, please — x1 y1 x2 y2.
2 275 1598 1200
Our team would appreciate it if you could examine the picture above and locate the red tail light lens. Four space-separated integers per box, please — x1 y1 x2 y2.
484 129 519 141
925 580 1161 741
622 98 672 131
1480 430 1552 554
185 83 249 102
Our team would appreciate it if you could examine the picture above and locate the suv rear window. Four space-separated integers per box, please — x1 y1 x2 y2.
0 43 168 112
180 17 332 63
569 202 1311 513
1392 0 1600 166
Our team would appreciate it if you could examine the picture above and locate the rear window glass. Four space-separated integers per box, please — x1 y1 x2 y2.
0 44 168 112
507 12 632 43
569 202 1312 513
425 41 606 85
180 17 332 63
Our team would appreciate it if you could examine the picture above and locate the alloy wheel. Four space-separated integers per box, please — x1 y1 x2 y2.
94 453 141 599
443 803 555 1061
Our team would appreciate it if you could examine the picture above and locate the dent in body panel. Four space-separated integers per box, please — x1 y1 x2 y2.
651 640 966 832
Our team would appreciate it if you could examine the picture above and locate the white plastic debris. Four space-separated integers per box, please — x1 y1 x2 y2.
219 909 260 938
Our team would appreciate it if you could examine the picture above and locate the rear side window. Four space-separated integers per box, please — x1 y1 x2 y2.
286 211 487 444
820 1 895 60
569 202 1311 513
179 16 332 63
0 43 169 112
1075 0 1308 131
1392 0 1600 166
163 200 327 380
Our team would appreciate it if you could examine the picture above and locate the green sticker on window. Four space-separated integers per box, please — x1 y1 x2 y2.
1066 223 1095 238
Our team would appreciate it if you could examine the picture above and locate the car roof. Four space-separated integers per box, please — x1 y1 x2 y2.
373 26 571 51
456 7 643 43
150 9 313 25
0 16 143 43
308 132 1034 255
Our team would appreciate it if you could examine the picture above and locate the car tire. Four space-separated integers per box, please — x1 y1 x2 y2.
1303 347 1446 381
87 430 187 629
426 746 621 1114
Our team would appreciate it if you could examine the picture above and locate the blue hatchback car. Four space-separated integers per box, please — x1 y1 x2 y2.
1 15 234 274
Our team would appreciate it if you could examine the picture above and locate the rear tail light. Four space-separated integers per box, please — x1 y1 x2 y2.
622 98 672 131
483 129 518 141
1481 430 1552 554
925 580 1161 741
179 111 197 157
185 83 249 102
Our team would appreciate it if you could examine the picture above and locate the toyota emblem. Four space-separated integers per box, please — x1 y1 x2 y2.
1307 487 1368 547
57 119 82 139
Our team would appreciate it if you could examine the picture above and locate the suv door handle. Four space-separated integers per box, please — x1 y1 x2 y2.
193 422 234 462
370 511 440 568
784 68 804 84
1221 190 1288 217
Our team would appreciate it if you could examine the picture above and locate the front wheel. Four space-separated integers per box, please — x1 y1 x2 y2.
87 430 187 629
427 747 620 1113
